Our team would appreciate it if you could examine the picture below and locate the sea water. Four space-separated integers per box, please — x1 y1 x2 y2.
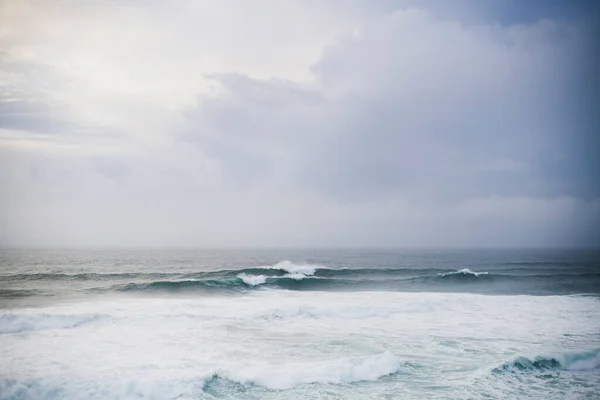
1 249 599 399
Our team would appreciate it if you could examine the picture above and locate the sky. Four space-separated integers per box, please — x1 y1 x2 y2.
0 0 599 248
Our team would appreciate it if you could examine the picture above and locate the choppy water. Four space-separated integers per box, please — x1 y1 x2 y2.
1 249 599 399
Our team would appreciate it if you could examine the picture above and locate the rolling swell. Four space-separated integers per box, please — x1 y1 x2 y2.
2 260 599 297
118 278 243 293
116 276 358 293
0 350 407 398
0 272 186 282
114 265 497 294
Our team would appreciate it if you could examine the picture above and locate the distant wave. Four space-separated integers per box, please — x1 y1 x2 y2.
266 260 321 276
118 279 243 293
428 268 493 284
440 268 489 278
74 261 599 295
494 349 600 373
0 261 323 282
3 260 600 297
0 263 486 283
0 272 175 281
7 266 594 282
116 261 334 293
116 276 350 293
114 271 494 293
0 313 109 334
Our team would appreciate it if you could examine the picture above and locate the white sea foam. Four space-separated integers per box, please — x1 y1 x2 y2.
557 349 600 371
566 352 600 371
0 377 204 400
442 268 488 277
0 351 401 399
0 313 108 334
238 268 315 286
237 273 267 286
252 305 392 320
1 292 599 399
268 260 319 276
219 350 403 390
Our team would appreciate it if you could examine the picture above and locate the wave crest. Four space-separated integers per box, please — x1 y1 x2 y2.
0 351 406 399
267 260 320 276
237 273 267 286
440 268 489 278
494 349 600 373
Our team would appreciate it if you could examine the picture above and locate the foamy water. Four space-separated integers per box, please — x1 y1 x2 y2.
1 249 599 399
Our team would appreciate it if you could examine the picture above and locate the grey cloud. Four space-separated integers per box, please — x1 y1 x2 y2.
2 1 599 248
180 73 327 185
0 99 120 138
181 11 599 203
0 54 124 139
3 143 598 247
339 0 600 25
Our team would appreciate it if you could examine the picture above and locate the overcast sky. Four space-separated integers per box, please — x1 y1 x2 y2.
1 0 599 248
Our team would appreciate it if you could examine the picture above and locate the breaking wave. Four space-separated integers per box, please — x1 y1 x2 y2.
440 268 489 278
0 351 407 399
212 350 405 390
77 261 595 295
116 276 351 293
267 260 319 276
3 260 599 297
237 273 267 286
494 349 600 373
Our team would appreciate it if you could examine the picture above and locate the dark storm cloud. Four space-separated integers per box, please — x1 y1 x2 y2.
355 0 600 25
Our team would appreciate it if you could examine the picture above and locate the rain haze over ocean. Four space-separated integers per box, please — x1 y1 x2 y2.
1 1 599 399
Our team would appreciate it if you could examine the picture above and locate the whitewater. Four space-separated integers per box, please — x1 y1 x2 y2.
1 249 599 399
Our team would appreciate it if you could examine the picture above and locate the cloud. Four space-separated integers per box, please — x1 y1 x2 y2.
0 98 123 140
1 1 598 247
182 10 598 202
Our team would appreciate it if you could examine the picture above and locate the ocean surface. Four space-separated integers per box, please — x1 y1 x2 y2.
0 248 599 399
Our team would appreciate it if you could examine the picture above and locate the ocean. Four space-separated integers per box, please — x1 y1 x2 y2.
0 248 599 399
